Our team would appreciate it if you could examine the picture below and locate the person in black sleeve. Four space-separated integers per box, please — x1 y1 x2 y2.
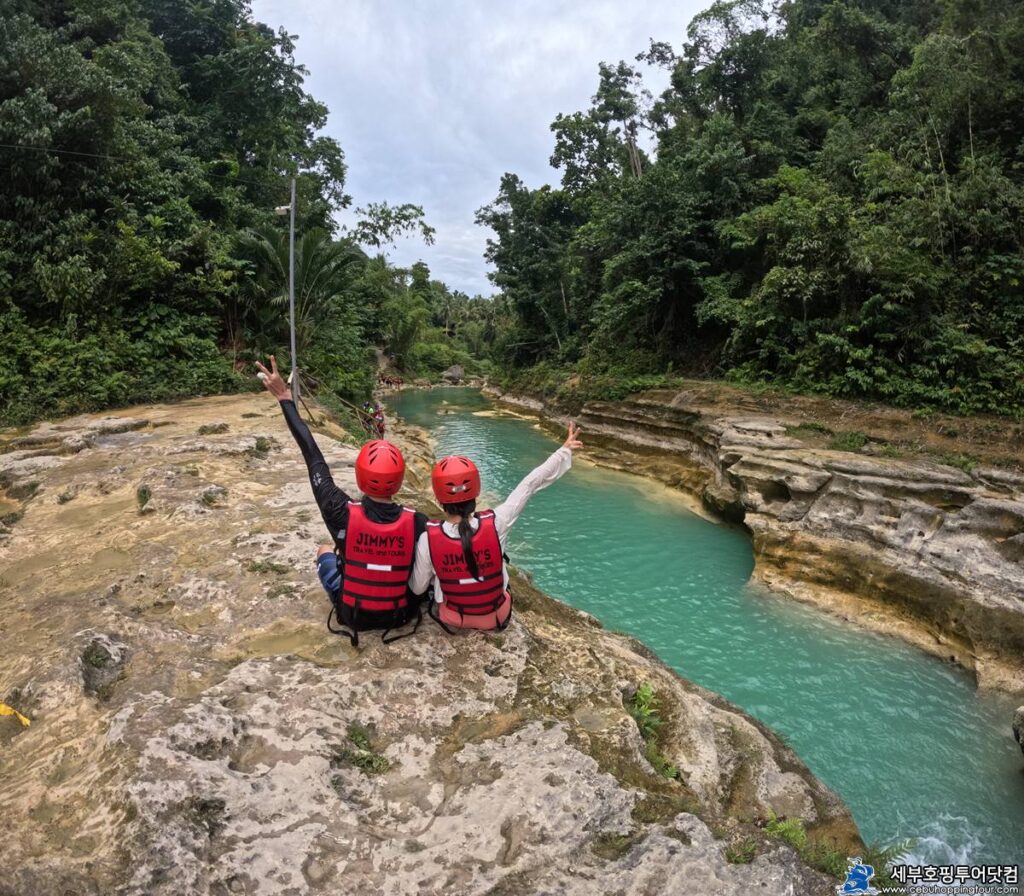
255 356 428 645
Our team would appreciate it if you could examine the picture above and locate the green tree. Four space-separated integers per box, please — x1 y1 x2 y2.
476 0 1024 415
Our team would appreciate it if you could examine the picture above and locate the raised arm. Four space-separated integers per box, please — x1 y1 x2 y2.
256 356 351 541
492 421 583 539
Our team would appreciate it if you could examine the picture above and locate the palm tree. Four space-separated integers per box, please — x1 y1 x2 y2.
236 224 367 357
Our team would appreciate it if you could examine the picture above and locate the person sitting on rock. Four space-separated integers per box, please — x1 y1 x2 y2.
256 356 427 645
410 422 583 631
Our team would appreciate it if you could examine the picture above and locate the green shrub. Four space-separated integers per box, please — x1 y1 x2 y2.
7 481 39 500
331 722 390 776
0 308 246 426
785 422 834 439
247 559 290 575
763 812 913 885
628 683 663 741
725 838 758 864
627 683 679 780
249 437 272 457
933 452 978 473
828 431 869 452
765 813 808 851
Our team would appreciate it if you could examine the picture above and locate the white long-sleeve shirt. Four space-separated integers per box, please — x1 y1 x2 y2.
409 446 573 599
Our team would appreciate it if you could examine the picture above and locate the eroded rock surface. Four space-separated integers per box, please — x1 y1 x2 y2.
0 395 855 895
492 388 1024 691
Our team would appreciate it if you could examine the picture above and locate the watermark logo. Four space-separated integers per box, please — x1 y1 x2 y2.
838 857 879 895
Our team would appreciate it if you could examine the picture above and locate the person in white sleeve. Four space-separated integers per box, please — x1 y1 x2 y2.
409 422 583 631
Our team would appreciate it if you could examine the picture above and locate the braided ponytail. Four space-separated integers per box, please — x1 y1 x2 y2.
444 499 480 580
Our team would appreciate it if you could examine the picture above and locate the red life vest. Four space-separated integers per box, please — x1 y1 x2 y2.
426 511 506 617
340 503 416 613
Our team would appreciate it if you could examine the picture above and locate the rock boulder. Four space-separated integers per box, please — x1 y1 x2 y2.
442 364 465 384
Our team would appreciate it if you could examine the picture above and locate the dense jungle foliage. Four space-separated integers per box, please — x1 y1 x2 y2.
477 0 1024 415
0 0 482 424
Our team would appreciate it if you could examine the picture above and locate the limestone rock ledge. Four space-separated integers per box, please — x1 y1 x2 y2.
0 395 855 896
490 387 1024 692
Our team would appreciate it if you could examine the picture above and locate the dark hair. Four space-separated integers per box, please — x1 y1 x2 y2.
442 499 480 580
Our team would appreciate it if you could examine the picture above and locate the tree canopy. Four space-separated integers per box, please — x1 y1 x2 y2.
477 0 1024 415
0 0 474 423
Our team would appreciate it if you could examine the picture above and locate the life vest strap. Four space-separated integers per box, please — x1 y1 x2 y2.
438 582 507 599
444 570 504 586
345 559 412 572
381 605 423 644
341 592 408 606
343 572 408 588
453 595 508 612
429 590 513 629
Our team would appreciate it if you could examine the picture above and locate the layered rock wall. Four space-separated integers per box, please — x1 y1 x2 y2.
492 389 1024 691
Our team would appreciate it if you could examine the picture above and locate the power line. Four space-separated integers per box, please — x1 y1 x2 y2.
0 141 288 189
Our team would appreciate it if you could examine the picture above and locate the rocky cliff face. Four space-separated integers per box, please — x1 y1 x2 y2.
0 395 857 895
491 388 1024 692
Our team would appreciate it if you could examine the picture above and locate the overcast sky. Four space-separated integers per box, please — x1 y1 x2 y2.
249 0 705 295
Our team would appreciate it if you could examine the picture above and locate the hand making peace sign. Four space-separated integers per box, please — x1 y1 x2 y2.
563 420 584 451
255 355 291 402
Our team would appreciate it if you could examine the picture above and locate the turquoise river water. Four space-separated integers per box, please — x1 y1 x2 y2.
393 387 1023 866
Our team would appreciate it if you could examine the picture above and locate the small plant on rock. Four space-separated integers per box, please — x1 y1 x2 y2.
331 722 390 777
765 812 808 851
200 486 225 507
197 423 229 435
247 559 290 575
725 837 758 864
934 451 979 473
762 811 909 884
0 509 24 528
785 422 833 440
249 437 272 458
628 682 662 740
591 831 639 860
82 642 110 668
135 484 151 511
828 431 869 452
627 683 679 780
8 480 39 500
643 742 679 780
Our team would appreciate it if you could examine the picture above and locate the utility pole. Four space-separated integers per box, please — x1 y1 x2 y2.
275 177 299 404
288 176 298 404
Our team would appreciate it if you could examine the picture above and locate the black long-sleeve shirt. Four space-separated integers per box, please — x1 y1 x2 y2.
279 399 427 546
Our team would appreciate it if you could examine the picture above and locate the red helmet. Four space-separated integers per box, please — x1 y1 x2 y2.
355 440 405 498
431 455 481 504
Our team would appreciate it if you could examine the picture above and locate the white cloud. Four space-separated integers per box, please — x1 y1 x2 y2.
249 0 705 295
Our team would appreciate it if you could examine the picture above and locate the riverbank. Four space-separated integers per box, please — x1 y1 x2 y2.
0 394 862 895
484 385 1024 694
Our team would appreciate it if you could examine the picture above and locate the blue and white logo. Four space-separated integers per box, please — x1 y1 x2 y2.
837 857 878 895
